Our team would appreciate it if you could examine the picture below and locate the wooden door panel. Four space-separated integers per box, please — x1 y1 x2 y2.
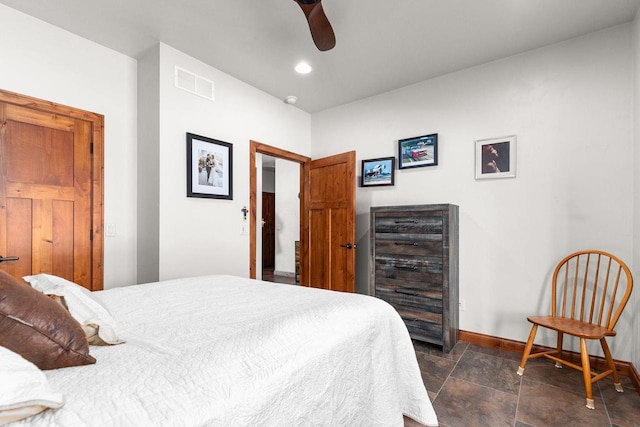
5 120 74 186
53 200 74 279
309 209 328 289
308 151 355 292
329 207 354 292
310 161 349 207
4 198 32 278
5 103 75 132
0 97 99 289
32 198 53 274
72 120 93 286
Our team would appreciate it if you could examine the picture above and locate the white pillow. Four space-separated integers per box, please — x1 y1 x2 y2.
0 345 64 425
23 274 125 345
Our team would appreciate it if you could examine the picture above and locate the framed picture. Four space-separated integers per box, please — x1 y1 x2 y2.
398 133 438 169
361 157 395 187
186 132 233 199
475 135 516 180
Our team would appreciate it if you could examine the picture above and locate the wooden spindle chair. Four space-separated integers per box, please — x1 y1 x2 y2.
517 250 633 409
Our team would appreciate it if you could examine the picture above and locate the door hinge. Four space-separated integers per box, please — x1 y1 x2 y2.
90 142 94 155
90 229 93 241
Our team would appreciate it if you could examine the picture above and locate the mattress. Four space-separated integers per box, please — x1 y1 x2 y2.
13 275 438 426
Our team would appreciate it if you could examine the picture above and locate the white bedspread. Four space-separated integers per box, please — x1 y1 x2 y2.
13 275 438 426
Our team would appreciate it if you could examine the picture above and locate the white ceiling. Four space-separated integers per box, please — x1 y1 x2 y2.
2 0 639 113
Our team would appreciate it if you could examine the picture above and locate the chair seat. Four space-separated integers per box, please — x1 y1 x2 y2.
527 316 616 339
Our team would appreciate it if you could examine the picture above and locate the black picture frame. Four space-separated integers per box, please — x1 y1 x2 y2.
398 133 438 169
361 157 395 187
186 132 233 199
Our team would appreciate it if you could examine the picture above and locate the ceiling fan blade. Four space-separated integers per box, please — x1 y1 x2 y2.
294 0 336 51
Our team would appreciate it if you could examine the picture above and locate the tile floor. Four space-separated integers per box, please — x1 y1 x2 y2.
407 340 640 427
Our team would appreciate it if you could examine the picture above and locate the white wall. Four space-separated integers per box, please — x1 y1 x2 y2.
137 45 161 284
274 159 300 275
0 5 138 289
263 167 276 193
155 44 310 280
312 25 636 362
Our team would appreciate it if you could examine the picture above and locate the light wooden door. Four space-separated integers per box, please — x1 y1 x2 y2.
308 151 356 292
0 91 103 290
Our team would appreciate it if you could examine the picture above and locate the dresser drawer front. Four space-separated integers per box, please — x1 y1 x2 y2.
375 278 443 298
376 287 442 313
375 233 443 257
375 255 443 284
404 320 444 345
374 212 443 234
390 304 444 344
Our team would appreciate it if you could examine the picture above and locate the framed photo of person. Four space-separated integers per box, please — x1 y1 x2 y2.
186 133 233 199
474 135 516 180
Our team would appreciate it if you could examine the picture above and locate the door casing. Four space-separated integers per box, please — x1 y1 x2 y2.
250 141 310 284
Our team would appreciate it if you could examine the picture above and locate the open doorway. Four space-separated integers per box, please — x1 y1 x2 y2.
250 140 356 292
250 142 310 283
260 155 298 285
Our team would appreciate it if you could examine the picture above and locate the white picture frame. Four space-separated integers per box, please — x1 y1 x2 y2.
475 135 516 180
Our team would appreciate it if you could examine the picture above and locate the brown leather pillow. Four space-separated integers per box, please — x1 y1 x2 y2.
0 270 95 370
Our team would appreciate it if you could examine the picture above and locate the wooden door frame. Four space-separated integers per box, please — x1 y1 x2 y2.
249 140 310 284
0 89 104 290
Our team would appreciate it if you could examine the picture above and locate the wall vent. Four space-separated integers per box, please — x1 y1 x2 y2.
175 66 215 101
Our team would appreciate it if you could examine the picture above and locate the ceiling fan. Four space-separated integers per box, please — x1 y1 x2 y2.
293 0 336 51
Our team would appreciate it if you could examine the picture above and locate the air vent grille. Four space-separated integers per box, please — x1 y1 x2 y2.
175 66 214 101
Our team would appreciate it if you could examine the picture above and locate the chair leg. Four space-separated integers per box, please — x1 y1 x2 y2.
600 338 624 393
580 338 595 409
517 324 538 376
555 332 564 369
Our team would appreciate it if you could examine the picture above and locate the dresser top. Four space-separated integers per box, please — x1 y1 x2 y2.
371 204 458 213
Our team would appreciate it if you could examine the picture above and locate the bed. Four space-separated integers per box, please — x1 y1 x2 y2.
1 273 438 426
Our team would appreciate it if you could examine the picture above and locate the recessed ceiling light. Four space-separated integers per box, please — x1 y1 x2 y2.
295 62 312 74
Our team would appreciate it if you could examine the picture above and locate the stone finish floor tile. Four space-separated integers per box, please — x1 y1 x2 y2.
405 340 640 427
432 376 518 427
517 378 610 427
599 378 640 427
413 340 469 362
450 349 522 395
415 351 458 395
466 343 524 362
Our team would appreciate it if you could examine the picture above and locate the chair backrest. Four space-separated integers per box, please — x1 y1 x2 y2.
551 250 633 331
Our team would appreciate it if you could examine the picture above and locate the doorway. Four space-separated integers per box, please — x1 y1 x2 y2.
250 140 356 292
251 143 308 283
260 155 299 285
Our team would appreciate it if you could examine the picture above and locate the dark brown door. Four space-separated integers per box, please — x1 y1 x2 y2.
262 192 275 269
308 151 356 292
0 92 103 290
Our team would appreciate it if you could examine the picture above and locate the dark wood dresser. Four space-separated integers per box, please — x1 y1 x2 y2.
370 204 459 352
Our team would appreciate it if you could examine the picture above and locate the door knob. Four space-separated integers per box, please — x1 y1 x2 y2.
339 243 357 249
0 256 19 263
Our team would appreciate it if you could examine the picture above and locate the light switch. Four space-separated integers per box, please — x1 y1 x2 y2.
105 223 116 237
